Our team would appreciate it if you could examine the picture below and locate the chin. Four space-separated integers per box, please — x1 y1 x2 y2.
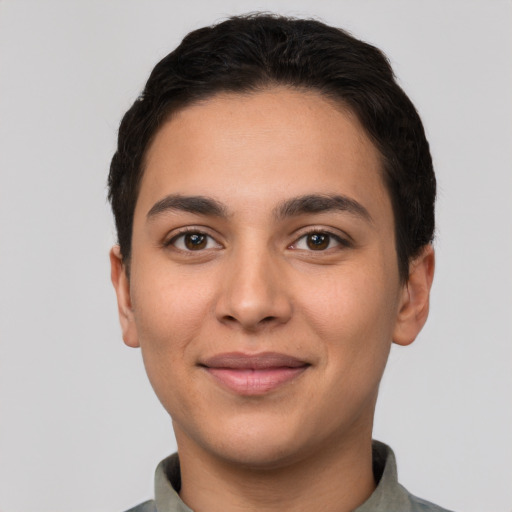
179 411 326 471
214 436 309 471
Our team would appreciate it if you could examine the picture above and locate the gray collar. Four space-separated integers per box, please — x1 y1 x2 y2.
150 441 451 512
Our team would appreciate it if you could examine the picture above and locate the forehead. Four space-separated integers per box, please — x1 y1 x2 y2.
137 88 390 221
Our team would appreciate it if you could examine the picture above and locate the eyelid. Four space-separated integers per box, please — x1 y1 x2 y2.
162 225 352 251
164 226 223 250
288 227 352 250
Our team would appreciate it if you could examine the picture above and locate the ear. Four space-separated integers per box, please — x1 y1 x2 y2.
110 246 140 348
393 245 435 346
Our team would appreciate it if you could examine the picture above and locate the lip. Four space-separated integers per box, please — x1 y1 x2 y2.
200 352 310 396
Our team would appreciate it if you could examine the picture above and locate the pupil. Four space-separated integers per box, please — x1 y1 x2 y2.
307 233 329 250
185 233 206 250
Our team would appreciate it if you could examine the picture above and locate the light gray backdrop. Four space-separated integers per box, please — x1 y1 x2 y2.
1 1 511 511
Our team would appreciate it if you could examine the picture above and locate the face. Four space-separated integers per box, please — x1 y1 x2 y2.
111 88 432 469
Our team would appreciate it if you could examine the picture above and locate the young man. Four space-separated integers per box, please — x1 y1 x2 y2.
109 14 450 512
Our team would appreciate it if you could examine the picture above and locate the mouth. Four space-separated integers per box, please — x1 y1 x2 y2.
199 352 310 396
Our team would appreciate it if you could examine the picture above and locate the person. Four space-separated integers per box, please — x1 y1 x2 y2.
108 13 451 512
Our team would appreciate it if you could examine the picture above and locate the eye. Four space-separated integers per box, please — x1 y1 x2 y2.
168 231 221 251
291 231 347 251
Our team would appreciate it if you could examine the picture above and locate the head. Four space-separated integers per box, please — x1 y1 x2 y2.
108 13 435 283
108 14 435 470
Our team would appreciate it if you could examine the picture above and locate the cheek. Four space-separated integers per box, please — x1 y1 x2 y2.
129 269 214 417
301 258 400 368
130 267 213 361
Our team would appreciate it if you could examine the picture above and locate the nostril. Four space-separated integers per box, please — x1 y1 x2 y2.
221 314 278 327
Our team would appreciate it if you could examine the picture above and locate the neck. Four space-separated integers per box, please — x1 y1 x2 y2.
175 423 376 512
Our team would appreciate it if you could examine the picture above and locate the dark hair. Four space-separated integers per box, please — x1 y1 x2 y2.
108 13 435 281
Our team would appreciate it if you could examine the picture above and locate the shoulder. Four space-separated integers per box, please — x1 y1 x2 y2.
358 441 455 512
124 500 157 512
404 489 454 512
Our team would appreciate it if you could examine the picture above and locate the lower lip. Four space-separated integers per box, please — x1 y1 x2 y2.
205 366 308 395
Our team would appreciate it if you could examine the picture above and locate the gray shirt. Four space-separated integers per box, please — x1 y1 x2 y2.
125 441 453 512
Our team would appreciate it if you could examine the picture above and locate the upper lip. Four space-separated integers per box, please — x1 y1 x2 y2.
200 352 310 370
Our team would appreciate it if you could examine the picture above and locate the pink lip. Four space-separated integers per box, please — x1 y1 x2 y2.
200 352 310 395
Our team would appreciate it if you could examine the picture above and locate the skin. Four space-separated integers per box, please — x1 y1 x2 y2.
111 88 434 512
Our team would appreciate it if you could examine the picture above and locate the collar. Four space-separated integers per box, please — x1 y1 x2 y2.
151 440 449 512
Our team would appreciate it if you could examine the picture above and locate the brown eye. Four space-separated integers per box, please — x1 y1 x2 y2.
184 233 207 250
306 233 330 250
169 231 221 251
290 231 348 252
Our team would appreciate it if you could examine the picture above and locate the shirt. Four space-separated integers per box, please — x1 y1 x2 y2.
125 441 453 512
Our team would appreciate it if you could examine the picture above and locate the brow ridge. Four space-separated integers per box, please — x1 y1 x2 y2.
147 193 372 224
147 194 228 219
274 194 372 223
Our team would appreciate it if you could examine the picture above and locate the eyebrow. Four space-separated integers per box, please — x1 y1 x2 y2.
146 193 372 224
274 194 373 223
146 194 228 219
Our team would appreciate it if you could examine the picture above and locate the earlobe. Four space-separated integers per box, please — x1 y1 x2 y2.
109 246 140 348
392 245 435 346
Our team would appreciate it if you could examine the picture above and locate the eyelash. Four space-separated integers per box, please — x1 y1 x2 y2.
165 227 221 252
165 227 351 253
289 229 351 251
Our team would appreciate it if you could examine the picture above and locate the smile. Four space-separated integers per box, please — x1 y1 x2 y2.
200 352 310 396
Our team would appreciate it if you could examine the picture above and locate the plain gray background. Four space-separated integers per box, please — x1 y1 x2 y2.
1 1 511 511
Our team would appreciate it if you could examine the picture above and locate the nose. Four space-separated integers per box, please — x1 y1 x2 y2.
215 245 293 332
